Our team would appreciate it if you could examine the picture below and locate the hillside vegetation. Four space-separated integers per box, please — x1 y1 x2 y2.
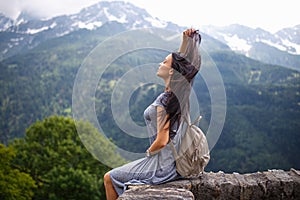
0 25 299 175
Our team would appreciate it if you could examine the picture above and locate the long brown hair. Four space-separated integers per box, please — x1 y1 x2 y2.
161 52 199 139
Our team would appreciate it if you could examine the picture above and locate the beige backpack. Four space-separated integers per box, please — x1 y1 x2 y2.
169 115 210 178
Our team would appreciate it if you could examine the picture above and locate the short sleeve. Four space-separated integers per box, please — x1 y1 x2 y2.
152 92 168 107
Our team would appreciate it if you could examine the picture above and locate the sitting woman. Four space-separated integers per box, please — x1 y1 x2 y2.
104 28 202 200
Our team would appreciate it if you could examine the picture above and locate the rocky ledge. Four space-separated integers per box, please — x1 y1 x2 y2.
118 168 300 200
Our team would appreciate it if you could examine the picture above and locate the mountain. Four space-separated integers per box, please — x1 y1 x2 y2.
0 1 182 60
201 24 300 70
2 1 299 70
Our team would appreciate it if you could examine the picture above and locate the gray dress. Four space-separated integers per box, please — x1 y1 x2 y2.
109 92 182 195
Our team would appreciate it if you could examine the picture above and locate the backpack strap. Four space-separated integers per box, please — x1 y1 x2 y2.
192 115 202 126
169 139 179 160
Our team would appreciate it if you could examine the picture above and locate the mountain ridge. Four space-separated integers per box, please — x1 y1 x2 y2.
0 1 181 60
0 0 299 70
201 24 300 70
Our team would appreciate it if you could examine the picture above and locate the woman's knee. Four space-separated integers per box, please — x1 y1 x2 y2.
104 172 111 185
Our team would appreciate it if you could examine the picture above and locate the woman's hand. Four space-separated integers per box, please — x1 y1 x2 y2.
183 28 198 37
179 28 199 54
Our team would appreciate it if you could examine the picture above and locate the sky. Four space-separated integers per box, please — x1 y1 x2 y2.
0 0 299 33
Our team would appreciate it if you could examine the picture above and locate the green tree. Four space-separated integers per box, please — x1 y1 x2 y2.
0 144 36 200
12 116 126 200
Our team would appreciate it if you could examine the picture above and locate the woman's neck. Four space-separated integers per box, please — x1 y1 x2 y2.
163 77 171 92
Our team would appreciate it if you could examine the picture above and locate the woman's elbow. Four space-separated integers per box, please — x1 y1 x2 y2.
157 140 168 149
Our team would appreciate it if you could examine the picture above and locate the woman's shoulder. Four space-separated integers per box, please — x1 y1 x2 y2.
152 92 169 107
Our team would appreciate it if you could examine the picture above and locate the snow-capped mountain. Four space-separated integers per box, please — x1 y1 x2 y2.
277 26 300 53
0 1 181 60
201 24 300 70
1 1 299 70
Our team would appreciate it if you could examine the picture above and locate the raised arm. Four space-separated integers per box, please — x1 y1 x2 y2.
178 28 197 53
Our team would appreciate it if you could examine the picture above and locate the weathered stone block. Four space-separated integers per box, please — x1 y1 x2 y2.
118 169 300 200
118 185 194 200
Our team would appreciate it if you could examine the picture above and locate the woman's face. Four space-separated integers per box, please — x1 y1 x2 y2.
157 54 173 79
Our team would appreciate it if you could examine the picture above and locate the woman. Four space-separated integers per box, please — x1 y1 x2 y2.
104 28 201 200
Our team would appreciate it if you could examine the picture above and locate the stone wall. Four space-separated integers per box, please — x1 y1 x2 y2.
118 168 300 200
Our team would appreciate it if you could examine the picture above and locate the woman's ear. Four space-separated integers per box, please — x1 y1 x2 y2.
169 68 174 76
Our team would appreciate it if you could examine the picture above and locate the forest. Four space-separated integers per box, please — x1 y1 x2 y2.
0 116 125 199
0 25 299 199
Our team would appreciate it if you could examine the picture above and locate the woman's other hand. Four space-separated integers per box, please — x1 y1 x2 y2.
183 28 197 37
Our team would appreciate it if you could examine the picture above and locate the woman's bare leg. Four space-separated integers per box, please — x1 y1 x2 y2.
104 172 118 200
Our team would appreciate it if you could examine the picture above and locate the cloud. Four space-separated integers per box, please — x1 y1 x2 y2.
0 0 20 18
0 0 101 19
128 0 300 32
0 0 299 33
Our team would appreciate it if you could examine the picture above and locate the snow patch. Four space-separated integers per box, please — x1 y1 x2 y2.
127 8 138 16
260 39 300 55
50 22 57 29
103 7 128 23
282 39 300 55
75 21 103 30
2 48 8 54
70 15 77 20
1 21 12 30
132 20 142 28
26 26 49 34
222 33 252 54
10 37 24 42
15 18 25 26
55 30 70 37
144 17 167 28
261 39 286 51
